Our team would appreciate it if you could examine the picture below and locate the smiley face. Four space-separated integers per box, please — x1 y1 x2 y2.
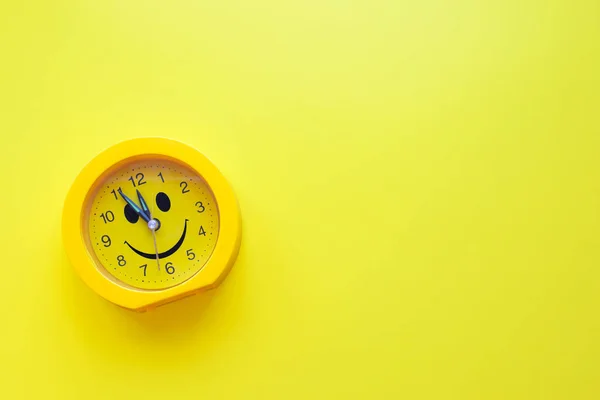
86 159 220 290
123 192 190 259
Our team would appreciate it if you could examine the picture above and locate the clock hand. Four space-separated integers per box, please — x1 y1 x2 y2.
120 188 159 270
147 190 159 270
117 188 151 223
136 189 152 219
151 228 160 271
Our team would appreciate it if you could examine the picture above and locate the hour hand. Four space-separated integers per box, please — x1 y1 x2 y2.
118 188 151 223
136 189 151 219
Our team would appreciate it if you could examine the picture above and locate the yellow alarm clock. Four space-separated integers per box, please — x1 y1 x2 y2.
62 138 241 311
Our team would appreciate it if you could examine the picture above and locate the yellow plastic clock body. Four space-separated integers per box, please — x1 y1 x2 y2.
62 138 241 311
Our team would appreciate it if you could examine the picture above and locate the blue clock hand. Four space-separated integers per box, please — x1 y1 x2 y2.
136 189 151 219
118 188 151 223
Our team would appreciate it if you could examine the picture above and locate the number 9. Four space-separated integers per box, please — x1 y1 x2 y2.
101 235 111 247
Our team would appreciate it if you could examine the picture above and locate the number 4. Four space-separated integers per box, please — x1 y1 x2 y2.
199 226 206 236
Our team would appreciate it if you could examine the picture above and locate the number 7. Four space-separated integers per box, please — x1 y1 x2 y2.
139 264 147 276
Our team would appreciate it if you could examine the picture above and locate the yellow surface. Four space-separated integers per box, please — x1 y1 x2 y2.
0 1 599 399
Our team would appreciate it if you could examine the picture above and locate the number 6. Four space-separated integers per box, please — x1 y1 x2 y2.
165 262 175 274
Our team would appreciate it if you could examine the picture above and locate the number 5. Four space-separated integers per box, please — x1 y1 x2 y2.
186 249 196 260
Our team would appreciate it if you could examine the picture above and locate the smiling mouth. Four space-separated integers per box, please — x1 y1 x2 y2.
124 219 188 260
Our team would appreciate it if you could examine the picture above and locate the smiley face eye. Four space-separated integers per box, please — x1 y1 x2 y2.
124 204 139 224
156 192 171 212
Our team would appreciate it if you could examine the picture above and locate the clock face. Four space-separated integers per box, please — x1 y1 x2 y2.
86 158 220 290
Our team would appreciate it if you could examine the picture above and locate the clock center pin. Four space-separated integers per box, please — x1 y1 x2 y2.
148 219 160 231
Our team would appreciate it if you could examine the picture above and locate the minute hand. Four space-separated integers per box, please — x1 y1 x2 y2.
118 188 151 223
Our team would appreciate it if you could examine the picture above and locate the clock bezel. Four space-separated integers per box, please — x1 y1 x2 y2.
63 138 241 311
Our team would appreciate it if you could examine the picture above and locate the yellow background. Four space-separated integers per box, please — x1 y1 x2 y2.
0 1 599 399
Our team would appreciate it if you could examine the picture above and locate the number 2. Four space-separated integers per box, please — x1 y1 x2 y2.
180 181 190 194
